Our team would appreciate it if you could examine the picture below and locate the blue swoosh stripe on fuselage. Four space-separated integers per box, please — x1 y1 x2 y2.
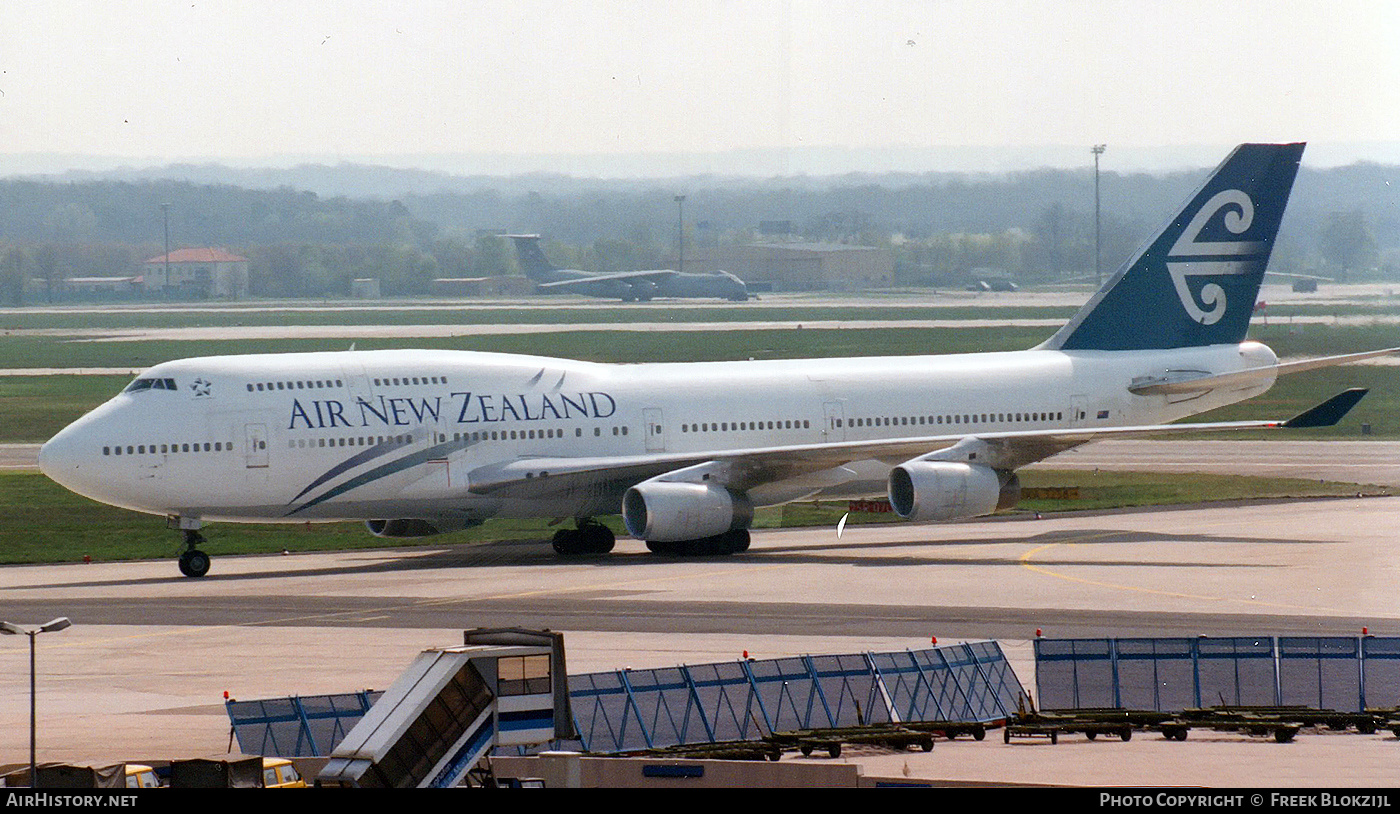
287 436 416 504
285 437 475 516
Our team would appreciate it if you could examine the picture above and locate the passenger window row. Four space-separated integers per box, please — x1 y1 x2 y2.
373 375 448 387
247 379 342 392
104 441 229 456
282 424 633 450
289 435 412 449
443 428 570 443
682 419 811 433
841 411 1064 428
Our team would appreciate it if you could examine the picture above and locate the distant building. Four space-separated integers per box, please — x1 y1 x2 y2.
63 276 144 296
142 248 250 299
683 243 894 291
351 278 382 299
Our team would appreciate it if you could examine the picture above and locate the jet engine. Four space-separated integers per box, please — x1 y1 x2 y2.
887 461 1019 522
364 518 480 538
622 481 753 541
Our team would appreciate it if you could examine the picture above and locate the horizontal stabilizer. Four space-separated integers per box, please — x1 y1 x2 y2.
1282 388 1369 428
1128 346 1399 395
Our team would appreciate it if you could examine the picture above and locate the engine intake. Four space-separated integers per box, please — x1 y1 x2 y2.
622 481 753 541
887 462 1018 522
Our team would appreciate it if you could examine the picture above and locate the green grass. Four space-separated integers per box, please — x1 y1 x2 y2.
0 375 133 442
0 468 1381 566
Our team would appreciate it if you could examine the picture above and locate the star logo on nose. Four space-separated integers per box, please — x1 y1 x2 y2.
190 377 212 398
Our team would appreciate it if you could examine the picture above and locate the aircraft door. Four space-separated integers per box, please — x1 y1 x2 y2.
341 359 375 411
823 401 846 442
644 407 665 452
1070 394 1088 428
245 422 269 468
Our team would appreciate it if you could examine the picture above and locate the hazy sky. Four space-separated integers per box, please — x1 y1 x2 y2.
2 0 1397 173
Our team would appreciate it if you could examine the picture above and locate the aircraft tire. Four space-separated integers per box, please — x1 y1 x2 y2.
645 539 680 556
585 524 616 554
554 525 616 556
179 549 211 578
551 529 582 555
645 531 747 556
690 535 728 556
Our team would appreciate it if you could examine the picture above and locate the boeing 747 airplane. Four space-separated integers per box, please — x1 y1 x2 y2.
38 144 1392 577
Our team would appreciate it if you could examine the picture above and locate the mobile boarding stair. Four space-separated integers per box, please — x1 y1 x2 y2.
318 628 573 787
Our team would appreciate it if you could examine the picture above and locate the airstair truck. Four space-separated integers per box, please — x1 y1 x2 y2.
318 628 572 788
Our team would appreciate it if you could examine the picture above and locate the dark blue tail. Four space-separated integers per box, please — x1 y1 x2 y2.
505 235 557 281
1040 143 1304 351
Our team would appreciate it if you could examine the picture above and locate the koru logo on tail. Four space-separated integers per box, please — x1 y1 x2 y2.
1166 189 1264 325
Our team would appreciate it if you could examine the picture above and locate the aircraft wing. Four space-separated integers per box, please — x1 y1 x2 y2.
464 389 1367 500
535 269 680 289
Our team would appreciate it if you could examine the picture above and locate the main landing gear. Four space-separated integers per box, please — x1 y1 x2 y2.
177 529 211 578
551 519 616 556
646 528 750 557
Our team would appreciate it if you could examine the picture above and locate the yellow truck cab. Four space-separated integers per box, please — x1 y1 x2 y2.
262 758 306 788
124 764 161 789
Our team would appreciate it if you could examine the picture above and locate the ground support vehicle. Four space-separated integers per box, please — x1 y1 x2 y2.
905 721 992 741
1165 706 1375 742
1003 709 1170 744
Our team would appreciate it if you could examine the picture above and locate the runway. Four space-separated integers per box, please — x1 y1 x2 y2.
1 496 1396 784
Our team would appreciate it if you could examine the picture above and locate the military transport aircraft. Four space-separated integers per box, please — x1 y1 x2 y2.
507 234 750 301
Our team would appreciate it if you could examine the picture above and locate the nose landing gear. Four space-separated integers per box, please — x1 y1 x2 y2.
174 526 211 578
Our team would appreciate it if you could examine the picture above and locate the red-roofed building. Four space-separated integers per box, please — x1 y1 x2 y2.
142 248 250 298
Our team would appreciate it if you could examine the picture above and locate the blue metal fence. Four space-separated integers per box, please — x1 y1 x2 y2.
1036 636 1400 712
228 641 1024 757
227 691 381 757
563 641 1024 754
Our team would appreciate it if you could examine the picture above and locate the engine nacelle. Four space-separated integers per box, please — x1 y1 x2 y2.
364 518 479 538
622 481 753 541
887 462 1017 522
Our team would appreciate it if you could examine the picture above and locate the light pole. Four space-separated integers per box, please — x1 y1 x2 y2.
674 195 686 274
160 202 172 295
1091 145 1105 286
2 617 72 788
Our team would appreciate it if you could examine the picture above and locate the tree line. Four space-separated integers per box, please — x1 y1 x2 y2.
0 161 1394 304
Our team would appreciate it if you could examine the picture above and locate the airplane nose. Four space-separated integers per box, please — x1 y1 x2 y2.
38 425 80 486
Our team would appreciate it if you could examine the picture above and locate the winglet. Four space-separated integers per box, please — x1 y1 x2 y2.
1282 388 1369 428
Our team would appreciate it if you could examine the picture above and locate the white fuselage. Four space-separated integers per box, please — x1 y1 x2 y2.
38 342 1277 526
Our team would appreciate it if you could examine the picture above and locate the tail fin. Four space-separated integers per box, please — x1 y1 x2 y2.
1040 143 1305 351
504 234 556 280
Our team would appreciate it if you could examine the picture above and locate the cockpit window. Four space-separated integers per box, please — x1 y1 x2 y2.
124 377 178 393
